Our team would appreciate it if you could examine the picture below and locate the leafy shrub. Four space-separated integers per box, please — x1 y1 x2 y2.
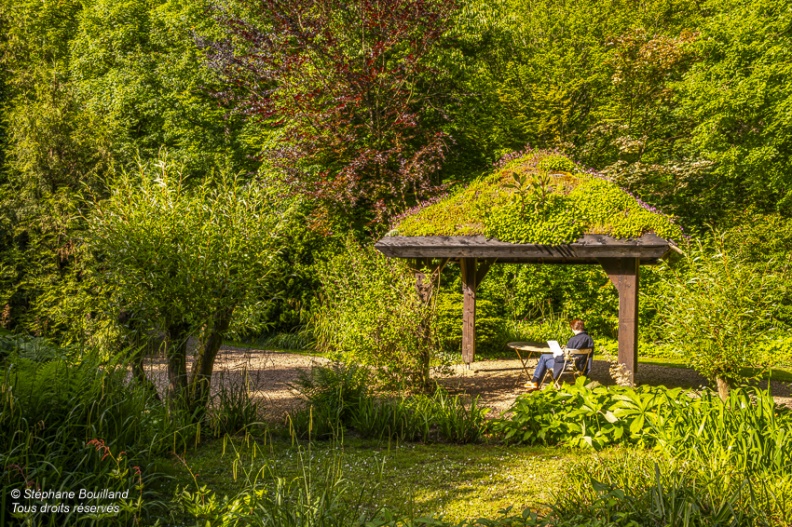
493 377 664 449
88 158 292 412
0 346 196 525
262 328 315 351
175 443 381 527
652 388 792 475
494 378 792 473
477 264 619 339
434 293 507 355
288 362 371 439
207 374 264 438
656 239 789 397
541 451 792 527
538 154 578 173
352 391 489 444
502 313 573 345
312 240 438 389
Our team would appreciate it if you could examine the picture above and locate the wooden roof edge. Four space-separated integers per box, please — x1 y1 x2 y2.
375 233 671 261
377 232 670 248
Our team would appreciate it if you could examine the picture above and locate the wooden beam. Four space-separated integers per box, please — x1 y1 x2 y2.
460 258 477 364
599 258 640 384
375 234 671 261
475 258 494 285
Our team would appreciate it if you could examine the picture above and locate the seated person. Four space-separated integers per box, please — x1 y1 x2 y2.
525 318 594 391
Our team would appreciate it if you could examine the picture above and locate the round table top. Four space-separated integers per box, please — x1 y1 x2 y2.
506 341 550 353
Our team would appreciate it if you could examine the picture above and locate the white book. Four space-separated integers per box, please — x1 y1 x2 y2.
547 340 564 357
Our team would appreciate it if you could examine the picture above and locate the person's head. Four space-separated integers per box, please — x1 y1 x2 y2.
570 319 585 334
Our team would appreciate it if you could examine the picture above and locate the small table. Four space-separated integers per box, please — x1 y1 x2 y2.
507 341 550 384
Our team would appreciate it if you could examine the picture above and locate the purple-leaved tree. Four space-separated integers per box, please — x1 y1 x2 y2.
211 0 457 230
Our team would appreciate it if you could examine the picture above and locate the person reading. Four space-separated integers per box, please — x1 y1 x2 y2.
524 319 594 391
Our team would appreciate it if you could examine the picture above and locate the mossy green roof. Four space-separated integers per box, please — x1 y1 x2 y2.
391 151 682 245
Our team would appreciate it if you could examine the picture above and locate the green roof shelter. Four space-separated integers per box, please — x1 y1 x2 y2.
375 151 680 384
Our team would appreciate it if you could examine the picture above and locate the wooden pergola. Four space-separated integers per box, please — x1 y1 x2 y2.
375 232 673 384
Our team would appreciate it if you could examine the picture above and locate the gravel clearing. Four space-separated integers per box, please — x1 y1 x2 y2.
142 346 792 422
142 346 328 422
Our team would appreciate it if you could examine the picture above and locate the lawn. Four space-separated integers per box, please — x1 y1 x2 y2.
159 436 643 523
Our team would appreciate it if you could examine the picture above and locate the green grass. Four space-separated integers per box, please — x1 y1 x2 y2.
640 356 792 382
638 356 696 369
160 436 639 522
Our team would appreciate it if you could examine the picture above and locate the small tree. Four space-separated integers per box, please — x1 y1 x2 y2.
88 158 290 414
658 240 786 399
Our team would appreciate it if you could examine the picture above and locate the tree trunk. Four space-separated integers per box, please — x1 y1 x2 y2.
716 376 730 401
165 322 192 404
188 307 234 417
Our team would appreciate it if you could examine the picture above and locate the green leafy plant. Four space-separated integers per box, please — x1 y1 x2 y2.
434 293 506 356
288 364 488 444
288 362 371 439
494 377 792 473
207 372 264 438
656 239 788 399
0 344 191 526
312 240 439 390
394 151 682 245
87 157 295 415
543 451 792 527
175 440 383 527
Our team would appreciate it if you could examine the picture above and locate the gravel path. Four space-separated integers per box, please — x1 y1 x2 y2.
142 347 792 422
142 346 328 422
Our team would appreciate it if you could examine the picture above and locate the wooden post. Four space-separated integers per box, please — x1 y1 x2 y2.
599 258 640 383
460 258 493 364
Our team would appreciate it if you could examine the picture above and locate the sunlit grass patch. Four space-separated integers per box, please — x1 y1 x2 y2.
162 436 654 522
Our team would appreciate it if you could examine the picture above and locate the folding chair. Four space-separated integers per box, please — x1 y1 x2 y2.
541 347 593 388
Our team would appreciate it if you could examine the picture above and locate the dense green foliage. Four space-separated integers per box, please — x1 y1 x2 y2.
494 378 792 468
215 0 457 229
0 343 189 525
3 0 792 347
168 380 792 526
394 151 682 244
313 241 440 389
2 0 792 525
87 159 296 412
656 241 791 396
435 294 506 355
441 0 792 227
531 452 792 527
0 0 257 339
